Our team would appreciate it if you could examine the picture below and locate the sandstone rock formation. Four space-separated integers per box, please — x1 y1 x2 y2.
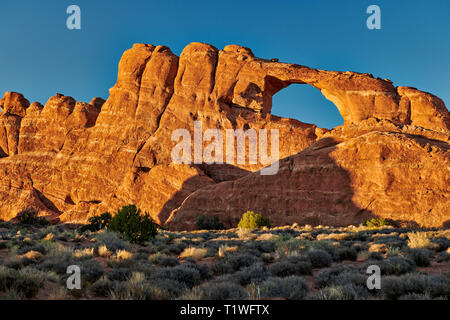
0 42 448 229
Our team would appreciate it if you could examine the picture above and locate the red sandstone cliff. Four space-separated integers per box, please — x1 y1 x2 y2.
0 42 448 229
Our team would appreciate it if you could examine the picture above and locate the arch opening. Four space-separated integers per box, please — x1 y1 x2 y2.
271 83 344 130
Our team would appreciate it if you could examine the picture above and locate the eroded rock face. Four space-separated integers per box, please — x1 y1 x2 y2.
166 121 450 230
0 42 448 228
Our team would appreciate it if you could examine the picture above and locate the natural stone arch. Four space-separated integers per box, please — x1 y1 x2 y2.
269 80 345 129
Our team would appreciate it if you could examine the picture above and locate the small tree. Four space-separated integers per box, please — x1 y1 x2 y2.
365 217 394 228
80 212 112 232
238 210 270 230
107 205 158 243
17 208 50 226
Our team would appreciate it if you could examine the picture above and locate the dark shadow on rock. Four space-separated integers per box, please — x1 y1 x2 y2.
156 138 369 230
158 136 437 231
34 188 62 214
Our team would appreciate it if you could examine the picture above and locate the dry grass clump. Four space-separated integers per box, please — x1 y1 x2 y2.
369 243 388 253
115 249 133 260
407 232 438 249
178 247 208 261
97 245 112 258
256 233 275 241
218 245 238 258
237 228 257 240
19 250 43 260
43 233 54 241
317 232 355 241
73 247 95 259
47 287 70 300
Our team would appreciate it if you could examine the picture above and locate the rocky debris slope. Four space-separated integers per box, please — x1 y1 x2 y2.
0 42 448 229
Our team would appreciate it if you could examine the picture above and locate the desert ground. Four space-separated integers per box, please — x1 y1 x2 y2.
0 218 448 300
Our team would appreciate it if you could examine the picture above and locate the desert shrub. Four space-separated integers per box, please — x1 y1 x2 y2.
436 251 450 263
215 262 270 286
8 267 46 298
107 257 137 269
308 249 332 268
407 248 433 267
259 276 308 300
430 237 450 252
78 260 104 284
210 260 234 276
381 274 428 299
261 253 274 263
337 247 358 261
184 282 249 300
5 257 33 269
80 212 112 232
426 273 450 299
149 253 179 267
183 262 212 281
269 260 312 277
368 251 384 260
0 266 17 292
109 273 154 300
179 247 208 260
90 276 116 297
0 289 23 300
375 257 416 275
107 268 132 281
95 231 128 252
196 215 224 230
386 245 402 257
131 262 156 278
240 241 263 253
241 240 270 255
166 242 187 255
364 218 394 228
273 235 308 255
108 205 158 244
158 256 180 267
17 208 49 226
427 272 450 300
238 211 270 230
309 240 338 260
150 265 201 288
149 278 187 299
308 283 368 300
268 261 297 278
35 247 76 274
314 265 362 289
225 253 259 272
17 243 47 255
398 293 432 300
407 232 436 249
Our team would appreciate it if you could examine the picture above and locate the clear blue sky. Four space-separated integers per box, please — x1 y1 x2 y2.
0 0 449 129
